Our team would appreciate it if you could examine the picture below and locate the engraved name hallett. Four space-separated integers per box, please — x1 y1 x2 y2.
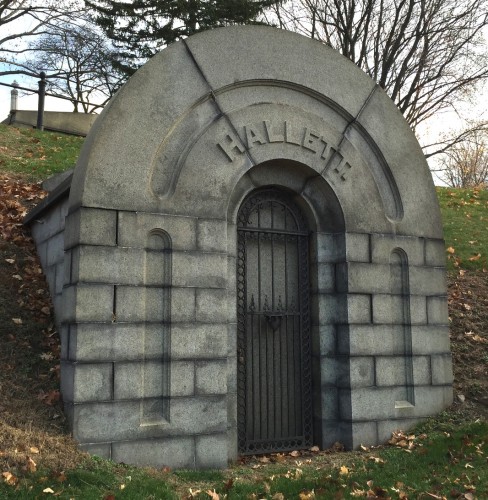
217 120 352 181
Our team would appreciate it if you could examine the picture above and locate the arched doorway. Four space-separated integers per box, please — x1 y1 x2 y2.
236 188 313 454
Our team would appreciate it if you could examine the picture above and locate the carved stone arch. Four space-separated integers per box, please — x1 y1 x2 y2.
227 161 349 453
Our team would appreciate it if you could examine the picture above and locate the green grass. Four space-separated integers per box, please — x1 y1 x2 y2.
437 186 488 271
0 124 83 182
0 458 178 499
0 420 486 498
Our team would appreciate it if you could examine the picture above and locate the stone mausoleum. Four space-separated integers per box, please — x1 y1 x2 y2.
26 26 453 469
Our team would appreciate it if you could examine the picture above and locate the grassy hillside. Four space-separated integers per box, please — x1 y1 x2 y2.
437 187 488 271
0 124 83 181
0 125 487 499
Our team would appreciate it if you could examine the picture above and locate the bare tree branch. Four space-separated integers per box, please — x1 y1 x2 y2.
0 0 84 64
25 21 125 113
436 126 488 187
270 0 488 133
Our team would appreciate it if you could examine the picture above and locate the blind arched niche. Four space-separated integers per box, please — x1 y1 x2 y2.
390 248 414 407
142 229 172 424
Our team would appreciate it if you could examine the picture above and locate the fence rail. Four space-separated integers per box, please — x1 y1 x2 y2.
1 73 102 131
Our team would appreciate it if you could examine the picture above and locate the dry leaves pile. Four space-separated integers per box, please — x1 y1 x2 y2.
0 173 46 243
448 270 488 410
0 174 84 476
387 430 427 452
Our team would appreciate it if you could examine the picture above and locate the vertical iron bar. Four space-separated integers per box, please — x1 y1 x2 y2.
37 72 46 131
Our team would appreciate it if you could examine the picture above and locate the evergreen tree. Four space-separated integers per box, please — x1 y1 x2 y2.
85 0 276 75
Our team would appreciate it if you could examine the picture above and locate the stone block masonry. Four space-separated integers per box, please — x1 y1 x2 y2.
26 26 452 469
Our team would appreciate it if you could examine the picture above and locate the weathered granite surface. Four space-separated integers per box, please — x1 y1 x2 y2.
27 26 451 469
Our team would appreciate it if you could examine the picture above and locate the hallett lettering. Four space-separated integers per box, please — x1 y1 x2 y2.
216 120 352 181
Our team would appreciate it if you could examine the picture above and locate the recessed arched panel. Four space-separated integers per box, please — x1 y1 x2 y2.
390 248 414 406
142 229 172 424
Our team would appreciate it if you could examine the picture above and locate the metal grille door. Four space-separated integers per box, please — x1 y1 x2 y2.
237 189 313 454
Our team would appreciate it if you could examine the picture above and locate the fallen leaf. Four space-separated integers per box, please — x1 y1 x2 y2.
339 465 349 475
24 456 37 472
30 447 40 454
350 488 366 497
272 493 285 500
223 478 234 491
447 247 455 254
2 471 18 485
289 450 300 457
42 487 55 494
473 334 487 343
309 446 320 452
38 390 60 405
55 471 67 483
12 317 22 325
299 491 315 499
468 253 481 261
5 259 15 264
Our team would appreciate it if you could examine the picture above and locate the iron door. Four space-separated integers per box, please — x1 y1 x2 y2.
237 188 313 454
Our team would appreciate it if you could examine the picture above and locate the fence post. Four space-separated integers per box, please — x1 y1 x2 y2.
10 81 19 112
37 72 46 131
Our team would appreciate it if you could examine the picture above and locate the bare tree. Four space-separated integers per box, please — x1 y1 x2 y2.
26 22 125 112
0 0 82 77
437 128 488 188
264 0 488 132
